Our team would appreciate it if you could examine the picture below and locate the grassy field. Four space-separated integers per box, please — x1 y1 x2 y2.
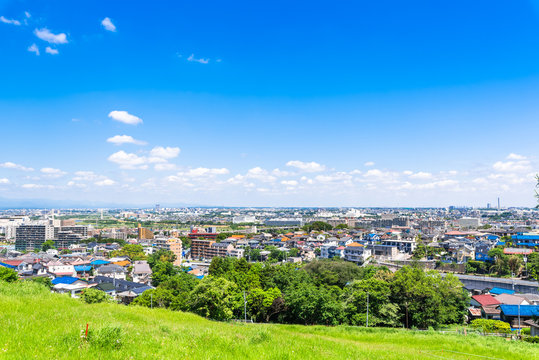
0 281 535 360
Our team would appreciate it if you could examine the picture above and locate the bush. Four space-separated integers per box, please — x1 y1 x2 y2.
0 267 18 282
470 319 511 333
30 277 52 289
80 288 112 304
523 336 539 344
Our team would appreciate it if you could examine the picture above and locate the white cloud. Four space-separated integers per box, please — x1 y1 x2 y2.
507 153 526 160
27 43 39 56
281 180 298 186
187 54 209 64
493 159 531 173
154 163 177 171
108 110 143 125
21 183 46 189
25 12 31 18
108 151 148 169
149 146 180 159
95 178 115 186
408 171 432 180
0 178 10 184
286 160 326 172
45 46 59 55
364 161 375 167
107 135 147 145
34 28 68 44
40 167 66 178
0 162 34 171
0 16 21 25
101 17 116 32
183 168 229 177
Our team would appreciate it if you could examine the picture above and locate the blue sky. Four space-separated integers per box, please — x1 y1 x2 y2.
0 0 538 207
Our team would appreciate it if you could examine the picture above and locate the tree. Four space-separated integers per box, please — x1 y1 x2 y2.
80 288 112 304
110 244 146 261
151 261 178 286
41 240 56 252
284 284 343 325
335 224 349 230
246 287 282 322
132 288 174 308
30 277 52 289
508 256 523 276
303 259 363 288
188 277 241 321
148 249 176 270
302 221 333 232
0 267 18 282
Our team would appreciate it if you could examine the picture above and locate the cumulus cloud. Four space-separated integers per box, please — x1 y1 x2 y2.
108 151 148 169
45 46 59 55
34 28 68 44
364 161 375 167
107 135 147 145
0 178 10 184
281 180 298 186
408 171 432 180
187 54 209 64
154 163 177 171
0 16 21 25
492 155 531 172
507 153 526 160
28 43 39 55
183 168 229 177
25 12 31 18
0 162 34 171
95 178 115 186
101 17 116 32
108 110 143 125
21 183 52 189
40 167 67 178
149 146 180 159
286 160 326 172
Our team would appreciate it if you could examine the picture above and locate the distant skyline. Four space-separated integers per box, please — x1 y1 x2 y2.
0 1 538 207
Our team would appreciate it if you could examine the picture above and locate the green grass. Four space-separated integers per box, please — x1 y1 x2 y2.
0 281 535 360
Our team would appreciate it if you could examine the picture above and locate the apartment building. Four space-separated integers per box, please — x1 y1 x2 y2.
15 225 55 251
155 237 183 266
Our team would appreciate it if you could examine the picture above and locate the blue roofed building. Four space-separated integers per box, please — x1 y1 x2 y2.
489 287 515 295
499 305 539 329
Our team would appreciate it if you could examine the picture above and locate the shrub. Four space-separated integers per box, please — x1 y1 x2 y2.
470 319 511 333
0 267 18 282
80 288 112 304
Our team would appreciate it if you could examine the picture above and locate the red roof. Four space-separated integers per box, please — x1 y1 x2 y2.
2 260 23 266
472 294 500 307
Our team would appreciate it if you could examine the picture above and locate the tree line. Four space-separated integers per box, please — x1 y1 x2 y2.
132 252 469 328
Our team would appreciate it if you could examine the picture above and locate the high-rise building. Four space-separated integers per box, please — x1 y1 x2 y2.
155 237 183 266
138 223 154 240
55 231 83 249
15 225 54 251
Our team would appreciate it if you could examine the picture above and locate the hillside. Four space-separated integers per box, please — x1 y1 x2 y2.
0 281 535 360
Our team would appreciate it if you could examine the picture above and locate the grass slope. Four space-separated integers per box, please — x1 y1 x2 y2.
0 281 535 360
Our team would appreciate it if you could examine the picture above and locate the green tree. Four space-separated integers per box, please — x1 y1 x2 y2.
151 261 178 286
302 221 333 232
132 288 174 308
148 249 176 270
335 224 349 230
111 244 147 261
188 277 241 321
30 277 52 289
284 283 343 325
80 288 112 304
303 259 363 288
508 255 523 276
246 287 282 322
0 267 18 282
41 240 56 252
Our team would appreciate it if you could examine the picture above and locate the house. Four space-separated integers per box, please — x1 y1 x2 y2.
52 277 89 298
91 276 152 303
344 242 371 264
132 261 152 284
471 294 501 320
45 261 76 277
94 264 127 280
489 287 515 296
499 305 539 329
494 293 529 306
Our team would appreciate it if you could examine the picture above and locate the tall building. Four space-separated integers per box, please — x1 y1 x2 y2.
138 224 154 240
61 226 88 237
155 237 183 266
15 225 54 251
190 239 214 260
55 231 83 249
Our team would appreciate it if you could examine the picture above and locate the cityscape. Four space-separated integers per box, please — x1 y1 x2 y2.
1 1 539 359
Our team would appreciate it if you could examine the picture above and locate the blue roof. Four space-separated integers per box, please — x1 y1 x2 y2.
90 260 110 265
487 235 499 240
496 241 506 246
489 287 515 295
0 262 17 269
74 265 92 272
500 305 539 317
52 276 80 285
516 242 539 247
512 235 539 240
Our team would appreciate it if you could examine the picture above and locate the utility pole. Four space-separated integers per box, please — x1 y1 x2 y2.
518 303 521 335
151 293 153 309
366 292 369 327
